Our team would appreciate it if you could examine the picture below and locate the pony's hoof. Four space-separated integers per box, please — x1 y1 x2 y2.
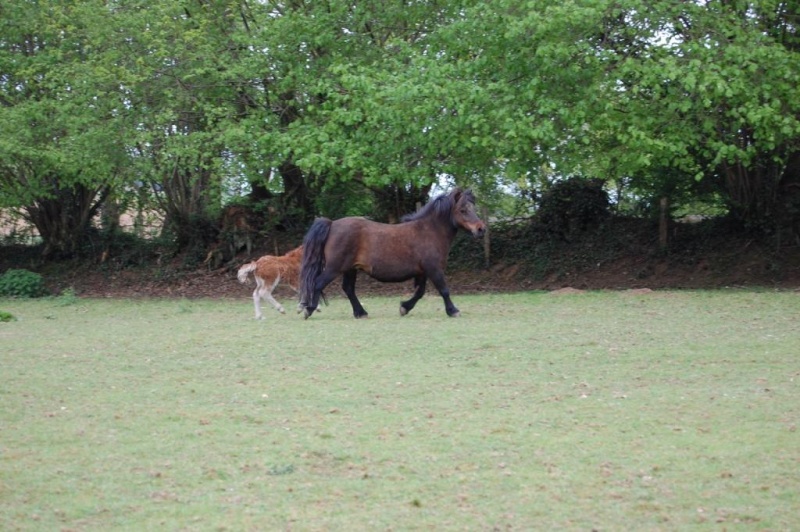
399 306 408 317
303 308 313 319
279 308 286 314
448 311 461 318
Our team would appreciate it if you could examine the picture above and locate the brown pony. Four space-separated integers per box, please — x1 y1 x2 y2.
299 188 486 319
237 246 304 319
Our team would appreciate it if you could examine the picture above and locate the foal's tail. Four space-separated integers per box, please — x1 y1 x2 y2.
299 217 332 307
237 262 257 284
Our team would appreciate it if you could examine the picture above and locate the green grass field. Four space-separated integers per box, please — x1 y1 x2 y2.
1 290 798 530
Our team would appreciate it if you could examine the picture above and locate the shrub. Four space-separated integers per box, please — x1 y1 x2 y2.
0 269 49 298
536 177 610 241
0 310 15 322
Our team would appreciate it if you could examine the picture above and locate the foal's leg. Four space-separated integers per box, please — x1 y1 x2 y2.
342 269 368 319
252 278 265 319
261 276 286 314
400 274 427 316
291 284 305 314
428 269 460 317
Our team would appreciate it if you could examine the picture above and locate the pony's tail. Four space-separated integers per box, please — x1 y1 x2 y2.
299 217 332 307
237 262 257 284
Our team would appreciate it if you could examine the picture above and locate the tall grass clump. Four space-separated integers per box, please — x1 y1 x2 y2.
52 287 79 307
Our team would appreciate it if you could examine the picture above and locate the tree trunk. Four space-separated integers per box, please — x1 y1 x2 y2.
248 181 274 203
720 158 781 232
482 205 491 268
659 197 669 250
279 159 316 224
25 181 107 259
156 163 218 253
248 168 275 203
100 191 122 235
372 183 433 223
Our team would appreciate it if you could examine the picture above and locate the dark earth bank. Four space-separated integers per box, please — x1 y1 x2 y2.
2 217 798 300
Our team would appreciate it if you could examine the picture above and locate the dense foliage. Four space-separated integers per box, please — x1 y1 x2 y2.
1 0 798 257
0 269 48 298
536 178 611 242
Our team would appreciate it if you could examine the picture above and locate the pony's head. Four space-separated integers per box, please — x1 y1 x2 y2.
401 188 486 237
451 188 486 238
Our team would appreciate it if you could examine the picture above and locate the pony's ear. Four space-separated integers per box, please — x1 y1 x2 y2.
455 188 475 204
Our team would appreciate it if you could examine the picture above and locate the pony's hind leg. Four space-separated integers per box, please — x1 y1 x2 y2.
400 274 427 316
342 269 368 319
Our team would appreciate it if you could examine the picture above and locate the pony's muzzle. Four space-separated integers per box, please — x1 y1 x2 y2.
471 223 487 238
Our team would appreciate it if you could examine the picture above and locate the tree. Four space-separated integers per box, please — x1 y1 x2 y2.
448 0 800 232
0 2 129 257
367 0 799 235
4 0 798 261
106 1 253 253
598 1 800 232
235 1 479 217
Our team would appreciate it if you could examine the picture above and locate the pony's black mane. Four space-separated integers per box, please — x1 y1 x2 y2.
400 189 474 224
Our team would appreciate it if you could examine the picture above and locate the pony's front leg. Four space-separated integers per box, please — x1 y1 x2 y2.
400 274 427 316
342 269 368 319
429 270 460 317
303 270 337 319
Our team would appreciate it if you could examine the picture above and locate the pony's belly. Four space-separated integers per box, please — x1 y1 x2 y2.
369 272 416 283
360 262 417 283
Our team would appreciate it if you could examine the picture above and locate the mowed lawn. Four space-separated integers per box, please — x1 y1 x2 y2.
1 290 798 530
